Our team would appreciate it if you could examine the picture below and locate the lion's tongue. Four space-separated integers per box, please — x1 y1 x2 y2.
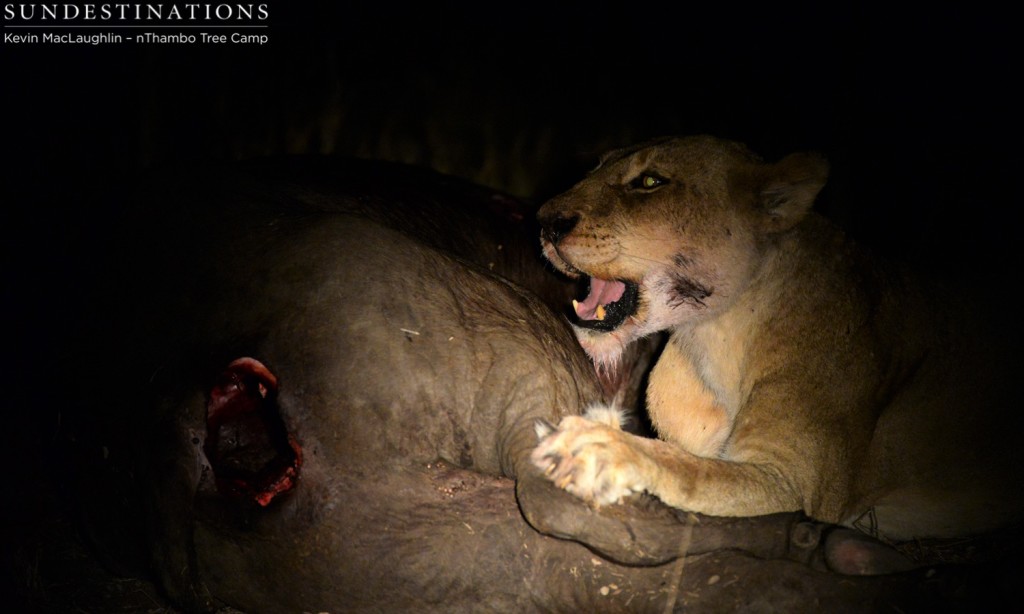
573 278 626 321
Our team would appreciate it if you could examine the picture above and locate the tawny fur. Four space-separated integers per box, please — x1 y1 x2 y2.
532 135 1024 541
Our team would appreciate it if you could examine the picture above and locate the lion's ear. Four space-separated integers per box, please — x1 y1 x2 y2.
734 152 829 232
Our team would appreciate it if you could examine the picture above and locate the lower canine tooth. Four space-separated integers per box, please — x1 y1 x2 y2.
596 305 606 321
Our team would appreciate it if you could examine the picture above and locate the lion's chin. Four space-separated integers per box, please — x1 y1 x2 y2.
573 323 638 372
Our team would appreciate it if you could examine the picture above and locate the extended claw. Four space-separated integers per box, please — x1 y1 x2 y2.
533 418 556 440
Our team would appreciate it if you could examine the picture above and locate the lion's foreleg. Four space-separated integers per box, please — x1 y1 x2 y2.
531 411 802 517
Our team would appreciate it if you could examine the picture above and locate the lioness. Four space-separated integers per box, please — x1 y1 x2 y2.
532 135 1024 541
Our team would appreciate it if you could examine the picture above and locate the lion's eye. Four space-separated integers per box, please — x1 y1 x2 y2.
630 174 666 190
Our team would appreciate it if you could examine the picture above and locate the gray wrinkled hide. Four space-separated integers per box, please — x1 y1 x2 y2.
66 158 1016 613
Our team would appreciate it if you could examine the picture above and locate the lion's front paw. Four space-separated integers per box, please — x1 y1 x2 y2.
530 413 648 507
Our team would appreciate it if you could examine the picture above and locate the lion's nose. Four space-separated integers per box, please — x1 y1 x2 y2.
539 214 580 244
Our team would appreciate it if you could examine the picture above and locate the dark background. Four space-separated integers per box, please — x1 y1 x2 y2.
3 1 1022 609
6 2 1021 258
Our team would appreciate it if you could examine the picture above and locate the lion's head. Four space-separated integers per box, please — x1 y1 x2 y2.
538 135 829 367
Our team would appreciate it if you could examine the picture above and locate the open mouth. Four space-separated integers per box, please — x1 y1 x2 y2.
571 276 639 331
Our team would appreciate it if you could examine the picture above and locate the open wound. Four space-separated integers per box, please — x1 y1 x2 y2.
204 357 302 506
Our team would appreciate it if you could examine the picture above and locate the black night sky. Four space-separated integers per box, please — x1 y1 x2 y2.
7 3 1021 266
